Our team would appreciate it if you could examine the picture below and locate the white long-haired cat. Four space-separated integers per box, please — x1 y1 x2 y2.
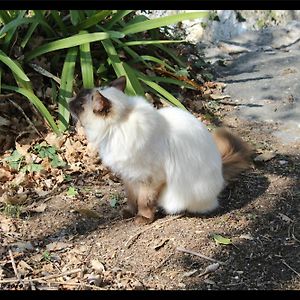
69 76 252 224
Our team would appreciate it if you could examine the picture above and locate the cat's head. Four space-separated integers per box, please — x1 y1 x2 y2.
69 76 128 128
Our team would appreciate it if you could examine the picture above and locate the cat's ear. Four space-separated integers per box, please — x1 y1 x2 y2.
109 76 126 92
92 91 111 115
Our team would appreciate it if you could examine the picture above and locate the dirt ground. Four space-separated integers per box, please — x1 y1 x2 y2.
0 96 299 290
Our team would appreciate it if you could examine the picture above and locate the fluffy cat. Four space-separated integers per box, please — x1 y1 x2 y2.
69 76 252 224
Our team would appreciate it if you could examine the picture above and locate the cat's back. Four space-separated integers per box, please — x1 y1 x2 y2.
158 106 209 137
158 106 221 162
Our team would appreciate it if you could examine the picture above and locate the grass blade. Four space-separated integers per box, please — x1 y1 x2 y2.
140 75 195 90
138 73 186 110
124 39 185 46
105 10 133 30
137 55 177 72
21 21 38 48
121 12 208 35
25 31 125 61
58 47 78 132
0 11 12 24
79 31 94 88
77 10 112 30
101 39 144 96
50 11 68 36
2 84 60 134
0 11 29 36
70 10 81 26
0 50 30 81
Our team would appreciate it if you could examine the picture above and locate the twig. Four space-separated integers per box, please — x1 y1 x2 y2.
0 93 15 99
125 214 183 249
282 260 300 277
34 280 105 290
0 278 104 290
36 268 82 281
154 253 174 271
8 99 43 138
8 249 22 284
29 277 36 290
176 247 226 265
0 268 82 285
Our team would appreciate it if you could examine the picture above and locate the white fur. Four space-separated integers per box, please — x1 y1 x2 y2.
82 86 224 214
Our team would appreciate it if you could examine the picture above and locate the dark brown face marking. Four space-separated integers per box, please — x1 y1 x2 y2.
69 89 92 118
108 76 126 92
92 91 112 116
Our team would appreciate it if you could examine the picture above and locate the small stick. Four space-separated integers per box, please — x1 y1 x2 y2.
154 253 174 271
125 214 183 248
0 268 82 285
35 280 105 290
282 260 300 277
0 278 104 290
8 249 22 284
36 268 82 281
176 247 226 265
0 93 15 99
8 99 43 138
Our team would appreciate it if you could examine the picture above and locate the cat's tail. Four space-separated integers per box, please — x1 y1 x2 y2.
212 128 252 181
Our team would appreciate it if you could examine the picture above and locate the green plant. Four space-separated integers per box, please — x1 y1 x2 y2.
0 10 208 134
3 203 22 218
3 142 66 173
109 192 121 207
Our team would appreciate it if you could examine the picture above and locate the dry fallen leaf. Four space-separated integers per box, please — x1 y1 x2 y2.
210 94 231 100
254 151 276 162
91 259 106 273
199 263 220 277
10 241 34 252
27 203 47 213
17 260 33 276
45 132 66 149
0 168 13 182
46 241 71 252
278 213 293 223
15 142 31 157
76 208 101 219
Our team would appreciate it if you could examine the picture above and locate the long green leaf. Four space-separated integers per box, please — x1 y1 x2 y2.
124 39 185 46
123 62 144 96
70 10 81 26
121 12 208 35
79 31 94 88
140 75 195 90
33 10 57 38
0 11 12 24
21 21 38 48
58 47 77 132
2 10 27 51
101 39 144 96
50 11 67 36
154 44 186 68
77 10 112 30
25 31 125 62
0 50 30 81
105 10 133 30
0 12 30 36
2 84 60 134
138 55 176 72
138 74 186 110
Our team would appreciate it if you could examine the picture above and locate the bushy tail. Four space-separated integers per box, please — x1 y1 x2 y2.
213 128 252 181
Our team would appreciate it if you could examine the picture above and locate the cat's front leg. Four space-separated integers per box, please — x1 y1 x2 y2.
134 181 165 225
122 181 138 219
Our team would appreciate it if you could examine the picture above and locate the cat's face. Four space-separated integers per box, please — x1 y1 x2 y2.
69 76 127 128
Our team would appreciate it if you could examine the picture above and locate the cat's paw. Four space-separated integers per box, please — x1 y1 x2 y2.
134 215 153 225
